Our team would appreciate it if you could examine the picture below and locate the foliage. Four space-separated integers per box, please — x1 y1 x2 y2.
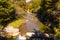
0 25 3 29
8 18 24 28
37 0 59 33
37 0 60 39
56 0 60 10
0 0 60 39
38 22 51 33
26 0 41 12
54 27 60 40
0 0 16 26
14 0 41 12
15 0 26 11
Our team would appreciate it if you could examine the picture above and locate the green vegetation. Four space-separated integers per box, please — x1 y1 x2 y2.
8 18 24 28
37 0 60 39
0 0 16 27
0 0 60 39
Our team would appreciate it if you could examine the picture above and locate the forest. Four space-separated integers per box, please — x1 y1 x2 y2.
0 0 60 40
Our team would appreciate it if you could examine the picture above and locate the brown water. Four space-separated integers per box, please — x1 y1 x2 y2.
25 12 38 32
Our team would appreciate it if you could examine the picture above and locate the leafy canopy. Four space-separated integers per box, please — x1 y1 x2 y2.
0 0 16 26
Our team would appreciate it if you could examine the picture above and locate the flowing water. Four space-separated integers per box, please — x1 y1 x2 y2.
25 11 38 32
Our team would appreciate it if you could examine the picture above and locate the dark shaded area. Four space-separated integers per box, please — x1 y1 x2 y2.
28 35 44 40
0 0 18 29
0 36 14 40
36 0 59 33
0 2 8 8
27 29 56 40
37 8 59 33
37 8 59 26
1 9 18 29
0 36 7 40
